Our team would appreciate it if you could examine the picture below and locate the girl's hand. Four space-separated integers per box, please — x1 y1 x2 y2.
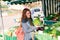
37 27 44 31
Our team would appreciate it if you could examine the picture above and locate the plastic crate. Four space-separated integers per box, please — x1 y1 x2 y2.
5 35 17 40
44 20 56 25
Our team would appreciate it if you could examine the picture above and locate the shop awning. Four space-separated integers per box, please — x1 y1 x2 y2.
3 0 41 4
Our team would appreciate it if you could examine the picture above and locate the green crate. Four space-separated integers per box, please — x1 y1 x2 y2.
5 35 17 40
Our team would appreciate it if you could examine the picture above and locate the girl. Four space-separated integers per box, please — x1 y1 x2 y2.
21 8 43 40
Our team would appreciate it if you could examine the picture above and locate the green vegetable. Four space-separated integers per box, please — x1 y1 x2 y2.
33 17 42 26
33 18 40 25
53 22 60 27
0 34 3 37
45 14 56 20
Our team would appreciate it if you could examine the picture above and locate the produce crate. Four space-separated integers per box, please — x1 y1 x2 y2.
44 20 56 25
35 33 58 40
5 35 17 40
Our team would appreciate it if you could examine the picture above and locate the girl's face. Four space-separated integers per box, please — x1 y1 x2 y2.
26 11 31 18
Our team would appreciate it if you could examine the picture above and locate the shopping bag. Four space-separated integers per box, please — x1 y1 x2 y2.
15 26 24 40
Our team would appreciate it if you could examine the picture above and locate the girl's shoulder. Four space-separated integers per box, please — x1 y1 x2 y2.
22 19 28 23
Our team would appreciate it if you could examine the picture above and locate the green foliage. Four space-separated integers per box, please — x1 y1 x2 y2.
52 22 60 27
0 34 3 37
33 17 42 26
44 21 60 36
33 18 40 26
45 14 56 20
56 30 60 36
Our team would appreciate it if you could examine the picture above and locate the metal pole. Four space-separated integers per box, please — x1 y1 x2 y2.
0 0 4 40
57 0 58 13
42 0 46 17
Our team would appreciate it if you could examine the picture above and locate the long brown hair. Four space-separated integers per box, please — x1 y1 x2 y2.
21 8 34 26
21 8 31 20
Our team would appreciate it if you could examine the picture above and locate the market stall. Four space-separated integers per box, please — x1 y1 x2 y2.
0 0 60 40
